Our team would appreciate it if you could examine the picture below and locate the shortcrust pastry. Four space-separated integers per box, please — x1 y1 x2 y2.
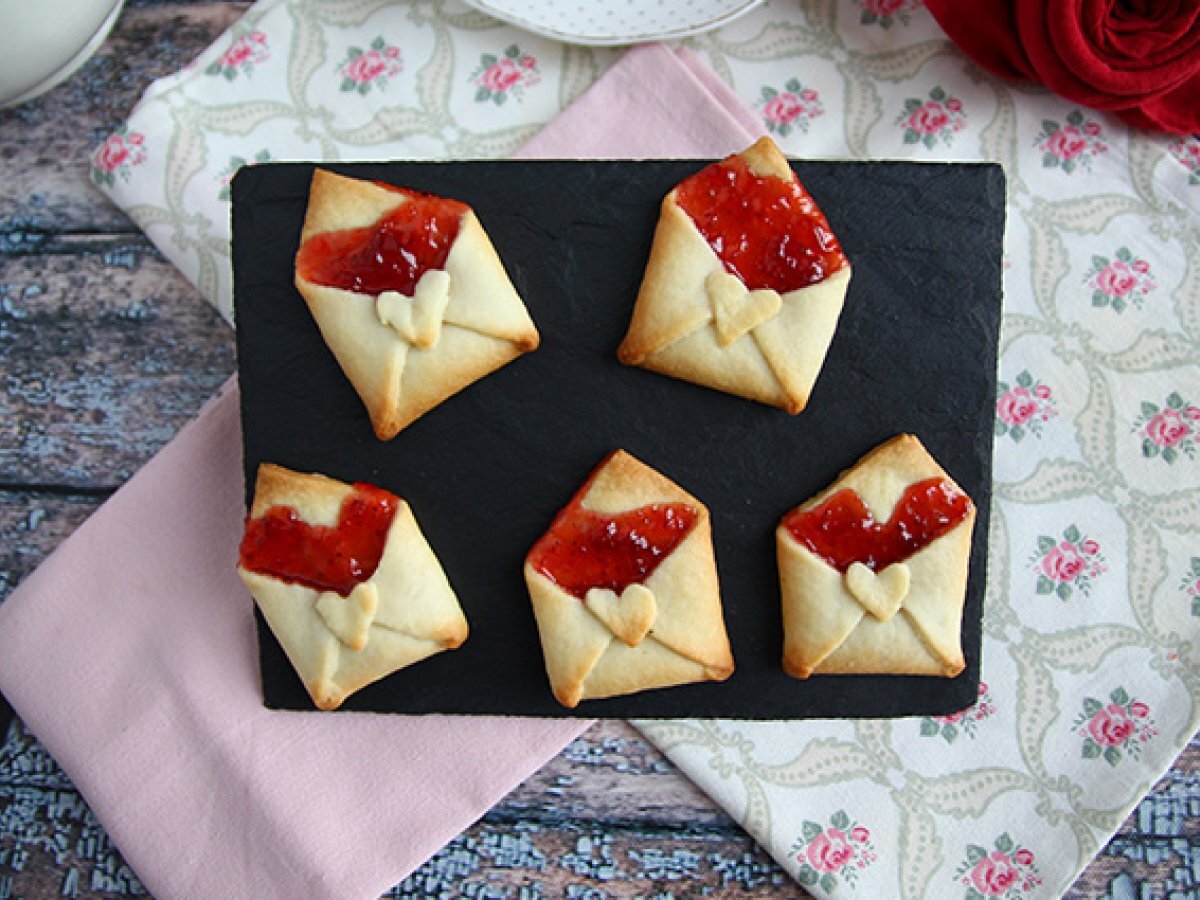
238 463 468 709
294 169 539 440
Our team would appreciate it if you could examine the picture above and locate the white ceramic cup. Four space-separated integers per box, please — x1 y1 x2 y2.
0 0 126 108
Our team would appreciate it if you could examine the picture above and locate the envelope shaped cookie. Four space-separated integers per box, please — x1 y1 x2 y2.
617 136 851 414
237 463 468 710
524 450 734 708
777 435 975 678
294 169 540 440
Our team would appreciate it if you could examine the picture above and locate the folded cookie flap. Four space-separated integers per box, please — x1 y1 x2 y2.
524 449 734 708
618 136 851 415
293 169 539 440
777 434 975 679
237 463 469 710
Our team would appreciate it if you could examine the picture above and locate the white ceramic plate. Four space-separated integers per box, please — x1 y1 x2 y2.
460 0 764 46
0 0 125 108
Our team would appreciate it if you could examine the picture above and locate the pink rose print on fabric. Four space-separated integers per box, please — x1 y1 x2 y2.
920 681 994 743
994 371 1057 442
856 0 921 29
217 150 272 202
955 834 1042 899
1083 247 1156 313
758 79 825 137
1168 137 1200 186
337 37 403 95
1180 557 1200 617
1133 392 1199 464
90 126 147 189
1030 525 1107 601
790 810 877 892
205 30 269 81
1073 688 1157 766
898 86 966 149
470 45 540 105
1035 110 1107 174
808 830 854 871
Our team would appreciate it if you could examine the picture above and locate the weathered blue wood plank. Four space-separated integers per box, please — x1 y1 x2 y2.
0 237 234 487
0 493 105 606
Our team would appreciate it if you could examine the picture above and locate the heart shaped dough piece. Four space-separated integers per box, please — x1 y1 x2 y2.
375 269 452 350
315 581 380 652
584 583 658 647
706 270 782 347
844 561 910 621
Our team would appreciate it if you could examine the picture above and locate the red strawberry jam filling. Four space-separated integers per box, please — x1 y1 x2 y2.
529 499 698 599
295 182 467 296
239 482 399 597
675 154 847 293
783 478 971 573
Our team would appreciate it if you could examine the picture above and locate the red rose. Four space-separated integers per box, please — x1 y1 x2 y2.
971 852 1019 895
1132 259 1150 275
95 135 129 173
908 100 950 135
1081 539 1099 555
923 0 1200 134
850 826 871 843
1042 542 1084 581
1033 384 1051 399
997 386 1037 426
1013 848 1034 867
519 54 536 69
763 92 804 125
481 58 522 93
807 829 854 873
1146 408 1190 448
1185 406 1200 420
1129 701 1150 718
1089 704 1134 746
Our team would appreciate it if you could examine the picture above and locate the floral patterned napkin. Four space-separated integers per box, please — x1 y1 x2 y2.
93 1 1200 897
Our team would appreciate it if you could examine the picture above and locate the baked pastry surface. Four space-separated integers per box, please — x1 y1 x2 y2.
237 463 468 710
777 434 975 678
618 136 850 414
294 169 539 440
524 450 734 707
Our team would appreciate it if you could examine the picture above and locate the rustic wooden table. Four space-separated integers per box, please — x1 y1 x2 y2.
1 2 1196 897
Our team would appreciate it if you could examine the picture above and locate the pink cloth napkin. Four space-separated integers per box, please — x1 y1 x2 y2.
519 44 761 158
0 45 760 899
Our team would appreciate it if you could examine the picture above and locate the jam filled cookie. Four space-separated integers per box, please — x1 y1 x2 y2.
618 136 850 414
777 435 974 678
524 450 734 708
238 463 468 710
294 169 539 440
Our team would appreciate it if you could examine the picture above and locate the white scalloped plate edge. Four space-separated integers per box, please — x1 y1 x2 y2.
459 0 765 47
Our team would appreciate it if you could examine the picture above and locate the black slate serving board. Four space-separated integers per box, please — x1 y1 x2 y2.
232 158 1005 719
